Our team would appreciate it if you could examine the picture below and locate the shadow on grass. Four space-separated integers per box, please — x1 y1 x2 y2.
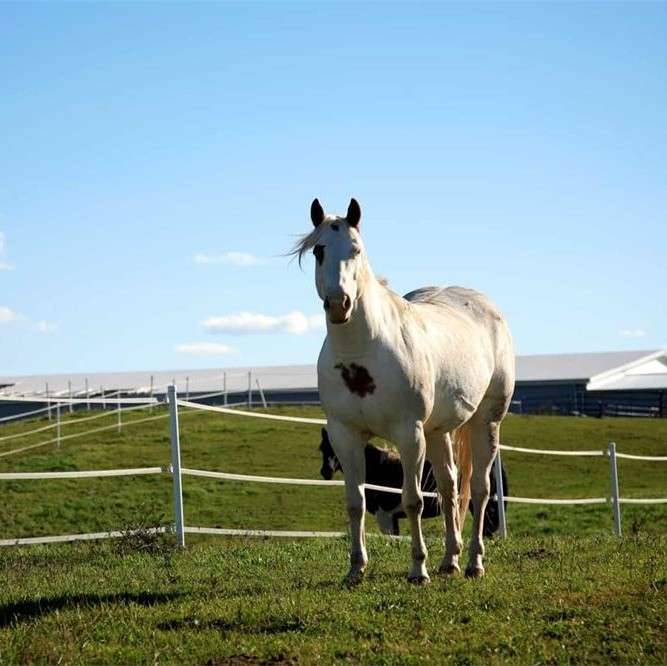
156 615 307 635
0 590 186 627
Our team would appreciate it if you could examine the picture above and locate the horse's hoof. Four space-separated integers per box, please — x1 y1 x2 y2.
438 564 460 577
407 574 431 585
464 566 485 579
343 570 365 587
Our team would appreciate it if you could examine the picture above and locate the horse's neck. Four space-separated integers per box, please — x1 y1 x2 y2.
326 271 400 359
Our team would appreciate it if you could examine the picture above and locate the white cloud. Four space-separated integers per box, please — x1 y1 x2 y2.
174 342 236 355
201 311 325 335
37 320 58 333
0 232 12 270
1 308 56 331
195 252 267 267
619 329 645 338
0 307 23 324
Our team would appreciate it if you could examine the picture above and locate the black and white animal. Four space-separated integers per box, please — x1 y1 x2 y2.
319 428 508 538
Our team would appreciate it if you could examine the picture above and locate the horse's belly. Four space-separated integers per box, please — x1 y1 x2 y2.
319 382 408 438
424 389 480 433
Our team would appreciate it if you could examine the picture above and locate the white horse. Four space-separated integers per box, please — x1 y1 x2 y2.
293 198 515 584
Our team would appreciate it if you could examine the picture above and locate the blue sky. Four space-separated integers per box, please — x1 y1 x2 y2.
1 1 665 377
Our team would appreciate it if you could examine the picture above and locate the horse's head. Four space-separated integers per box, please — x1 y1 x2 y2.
305 198 366 326
318 427 341 480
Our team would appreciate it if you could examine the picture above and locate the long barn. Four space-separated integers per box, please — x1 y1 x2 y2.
1 349 666 419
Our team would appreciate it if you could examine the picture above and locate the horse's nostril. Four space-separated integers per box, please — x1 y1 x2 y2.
323 297 330 310
342 294 351 310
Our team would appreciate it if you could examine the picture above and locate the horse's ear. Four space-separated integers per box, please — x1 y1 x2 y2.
310 198 325 227
347 198 361 228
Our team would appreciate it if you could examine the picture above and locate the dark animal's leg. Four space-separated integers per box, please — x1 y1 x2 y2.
391 511 400 535
420 462 441 519
374 508 396 535
366 443 404 535
483 468 498 538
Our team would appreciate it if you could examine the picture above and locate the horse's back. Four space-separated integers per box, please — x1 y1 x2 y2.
404 285 502 324
404 285 515 407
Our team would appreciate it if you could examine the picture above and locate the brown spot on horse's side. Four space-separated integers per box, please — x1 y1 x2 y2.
335 363 376 397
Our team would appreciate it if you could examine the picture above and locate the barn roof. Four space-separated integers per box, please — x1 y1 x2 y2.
1 350 665 399
515 350 658 383
0 365 318 400
586 349 667 392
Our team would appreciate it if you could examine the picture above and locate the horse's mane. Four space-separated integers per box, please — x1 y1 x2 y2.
290 224 393 302
289 220 336 267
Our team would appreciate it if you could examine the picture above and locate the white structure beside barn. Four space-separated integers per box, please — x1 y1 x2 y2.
1 349 666 418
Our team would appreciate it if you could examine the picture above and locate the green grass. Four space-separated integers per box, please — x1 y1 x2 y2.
0 535 665 664
2 407 665 539
0 407 666 663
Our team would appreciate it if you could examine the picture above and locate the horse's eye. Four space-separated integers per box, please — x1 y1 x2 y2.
313 244 324 265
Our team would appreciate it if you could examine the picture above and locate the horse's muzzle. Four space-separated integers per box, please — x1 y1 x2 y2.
324 294 351 324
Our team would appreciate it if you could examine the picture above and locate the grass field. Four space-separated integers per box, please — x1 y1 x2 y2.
0 406 666 663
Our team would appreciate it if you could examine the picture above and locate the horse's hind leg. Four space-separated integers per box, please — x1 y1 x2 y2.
465 404 504 578
327 421 368 585
426 430 463 575
395 421 429 584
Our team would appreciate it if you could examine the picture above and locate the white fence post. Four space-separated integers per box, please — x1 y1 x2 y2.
494 450 507 539
608 441 622 536
85 378 90 411
46 382 51 421
168 384 185 548
117 392 122 434
56 401 61 448
223 372 228 406
256 379 267 409
247 371 252 408
68 380 73 414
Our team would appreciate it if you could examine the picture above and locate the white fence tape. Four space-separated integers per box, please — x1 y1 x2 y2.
0 399 164 443
503 496 607 505
177 399 326 425
184 526 346 539
499 444 604 457
615 451 667 461
182 467 344 486
0 404 55 422
618 497 667 505
0 422 56 443
182 527 411 540
0 466 168 481
0 527 167 547
180 468 438 498
0 413 169 459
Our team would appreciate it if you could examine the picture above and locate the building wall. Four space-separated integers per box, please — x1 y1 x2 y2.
511 382 665 417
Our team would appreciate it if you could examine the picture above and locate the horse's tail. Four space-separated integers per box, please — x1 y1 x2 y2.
452 424 472 531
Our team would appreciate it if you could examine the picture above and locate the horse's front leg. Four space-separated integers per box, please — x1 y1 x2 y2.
396 421 429 584
327 422 368 585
